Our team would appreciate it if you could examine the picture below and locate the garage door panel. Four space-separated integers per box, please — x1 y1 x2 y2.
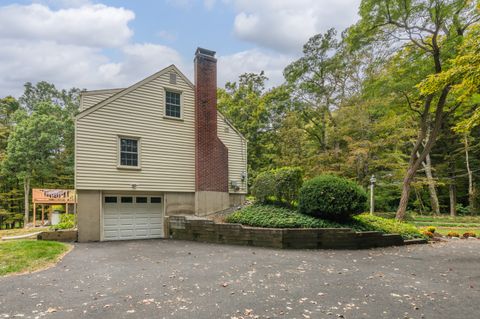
103 195 164 241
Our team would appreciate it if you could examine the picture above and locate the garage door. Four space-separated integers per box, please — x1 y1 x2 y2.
103 195 164 241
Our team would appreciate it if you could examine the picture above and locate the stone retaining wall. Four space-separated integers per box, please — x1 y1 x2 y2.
167 216 405 249
37 230 78 242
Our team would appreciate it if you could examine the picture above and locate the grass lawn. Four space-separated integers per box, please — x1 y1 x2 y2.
0 227 49 239
0 240 70 276
225 204 425 239
411 215 480 237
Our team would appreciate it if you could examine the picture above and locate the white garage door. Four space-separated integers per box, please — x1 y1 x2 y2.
103 195 164 241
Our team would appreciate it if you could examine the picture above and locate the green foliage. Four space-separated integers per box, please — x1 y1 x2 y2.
51 213 75 230
298 175 367 222
252 167 304 206
226 204 423 240
251 171 276 204
0 240 68 276
352 214 426 240
274 167 304 204
225 204 343 228
456 204 471 215
425 226 436 234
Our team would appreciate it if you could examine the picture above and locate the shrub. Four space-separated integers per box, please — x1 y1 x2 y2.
51 213 75 230
274 167 304 205
462 232 476 238
251 171 276 203
252 167 303 206
225 204 342 228
446 231 460 237
425 226 436 233
352 214 426 240
422 230 434 238
456 204 470 215
298 175 367 222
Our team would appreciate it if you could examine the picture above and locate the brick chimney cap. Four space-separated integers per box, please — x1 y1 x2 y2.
196 47 216 58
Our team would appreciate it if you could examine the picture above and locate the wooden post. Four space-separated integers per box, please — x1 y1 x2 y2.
66 203 69 214
33 203 36 227
41 205 45 225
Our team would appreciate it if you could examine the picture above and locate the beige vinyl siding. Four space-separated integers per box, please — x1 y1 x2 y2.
80 89 123 111
217 113 247 194
76 69 195 192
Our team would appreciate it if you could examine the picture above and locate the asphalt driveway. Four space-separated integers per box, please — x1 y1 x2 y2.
0 239 479 319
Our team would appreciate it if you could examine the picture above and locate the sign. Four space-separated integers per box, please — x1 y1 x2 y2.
32 189 76 204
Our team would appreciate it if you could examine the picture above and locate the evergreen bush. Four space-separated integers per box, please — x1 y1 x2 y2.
298 175 367 222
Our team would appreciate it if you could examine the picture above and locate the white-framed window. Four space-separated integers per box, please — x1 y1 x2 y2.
118 137 140 168
165 90 181 118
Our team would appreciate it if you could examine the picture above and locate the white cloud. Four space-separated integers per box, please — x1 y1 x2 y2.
0 39 185 96
0 2 184 97
232 0 360 53
0 3 134 48
218 49 294 88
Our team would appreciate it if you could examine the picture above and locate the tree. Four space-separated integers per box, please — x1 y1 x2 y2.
218 72 292 178
284 29 359 153
352 0 480 219
1 102 64 225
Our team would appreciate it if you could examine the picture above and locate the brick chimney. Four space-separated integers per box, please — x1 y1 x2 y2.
194 48 229 194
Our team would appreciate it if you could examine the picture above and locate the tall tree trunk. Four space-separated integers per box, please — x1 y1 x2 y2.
396 86 450 220
449 162 457 217
423 153 440 215
417 142 440 215
23 176 30 227
464 134 474 208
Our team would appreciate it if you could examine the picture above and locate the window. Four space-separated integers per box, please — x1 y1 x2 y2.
119 138 139 167
136 197 147 203
165 91 181 118
105 196 117 203
121 196 133 203
151 197 162 203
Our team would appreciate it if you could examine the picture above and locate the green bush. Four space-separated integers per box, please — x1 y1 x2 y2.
298 175 367 222
51 213 75 230
252 167 303 206
274 167 304 205
225 204 342 228
425 226 436 233
252 171 276 203
352 214 426 240
456 204 470 215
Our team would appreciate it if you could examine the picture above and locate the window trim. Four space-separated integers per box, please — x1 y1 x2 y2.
117 136 141 170
163 87 184 121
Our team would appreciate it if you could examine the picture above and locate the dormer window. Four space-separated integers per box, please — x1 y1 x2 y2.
165 91 181 118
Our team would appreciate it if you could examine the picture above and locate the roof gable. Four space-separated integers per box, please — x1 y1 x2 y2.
76 64 193 119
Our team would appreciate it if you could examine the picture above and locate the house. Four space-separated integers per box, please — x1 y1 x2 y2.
75 48 247 242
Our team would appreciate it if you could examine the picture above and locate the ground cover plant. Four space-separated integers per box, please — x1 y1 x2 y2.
226 204 425 240
0 240 69 276
226 204 343 229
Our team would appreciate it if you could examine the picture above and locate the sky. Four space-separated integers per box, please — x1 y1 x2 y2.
0 0 361 97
